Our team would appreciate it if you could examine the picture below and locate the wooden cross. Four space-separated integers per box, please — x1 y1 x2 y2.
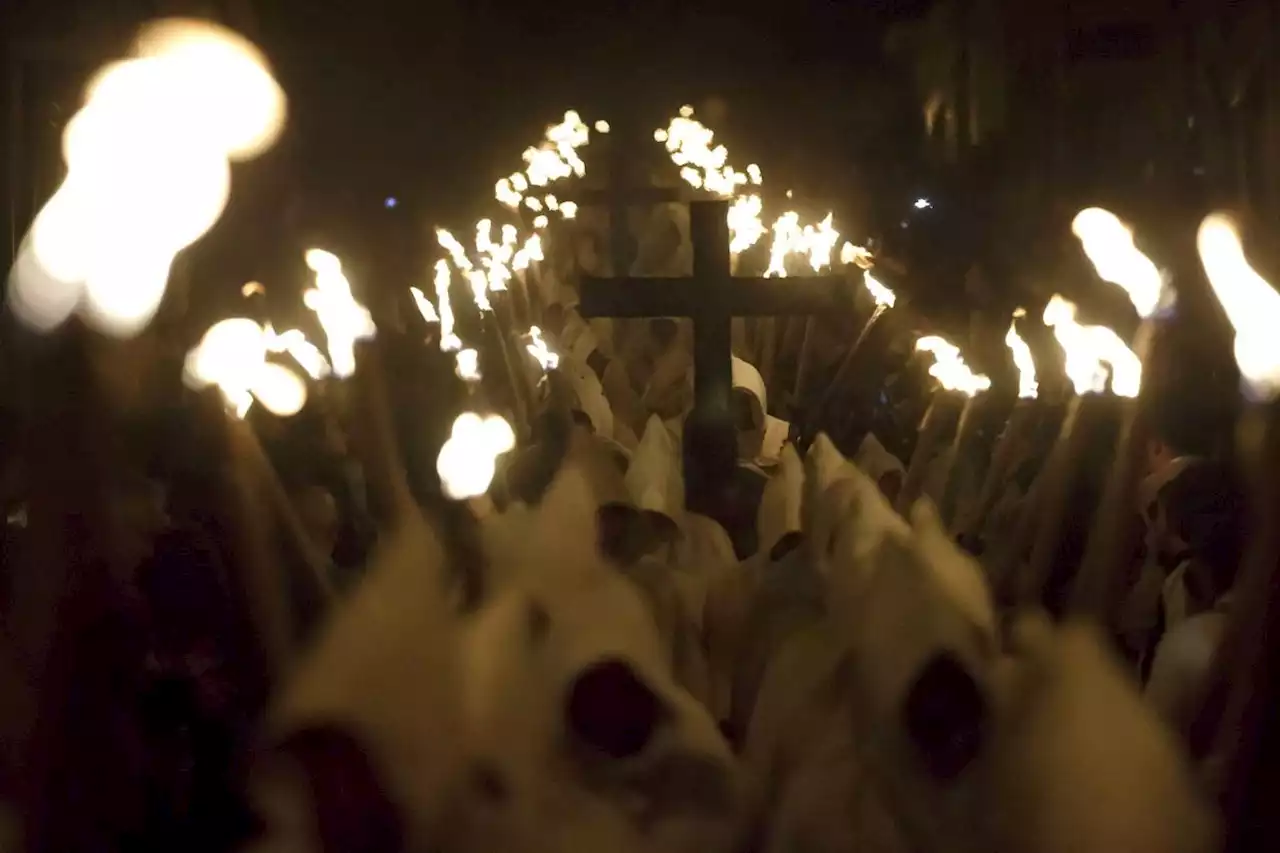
579 199 852 517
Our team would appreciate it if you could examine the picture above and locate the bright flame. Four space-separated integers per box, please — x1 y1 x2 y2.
728 195 766 255
410 286 439 323
242 281 265 297
1072 207 1167 319
436 412 517 500
264 324 331 380
594 120 610 134
184 317 308 418
9 20 286 337
841 242 875 269
1043 295 1142 398
864 271 896 308
915 336 991 397
1196 214 1280 399
455 348 481 383
1006 313 1039 399
434 260 462 352
525 326 559 371
303 249 376 379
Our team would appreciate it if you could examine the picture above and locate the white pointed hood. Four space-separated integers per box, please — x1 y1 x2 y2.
562 356 614 438
757 443 804 555
625 414 685 519
731 356 768 425
855 433 905 482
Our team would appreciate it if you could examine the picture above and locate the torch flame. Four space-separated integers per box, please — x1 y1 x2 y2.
1006 312 1039 399
455 348 481 383
436 412 516 500
525 326 559 371
1196 213 1280 399
303 249 376 379
1043 295 1142 398
915 336 991 397
1072 207 1167 319
184 317 309 418
434 260 463 353
10 19 285 338
264 324 331 380
864 271 896 308
410 286 440 324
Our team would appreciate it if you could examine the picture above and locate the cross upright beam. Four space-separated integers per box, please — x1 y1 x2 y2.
579 198 852 514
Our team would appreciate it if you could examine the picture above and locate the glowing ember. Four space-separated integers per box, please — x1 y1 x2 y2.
915 336 991 397
302 249 376 379
1072 207 1167 319
1006 311 1039 399
436 412 516 500
10 19 285 337
1043 295 1142 398
1196 214 1280 400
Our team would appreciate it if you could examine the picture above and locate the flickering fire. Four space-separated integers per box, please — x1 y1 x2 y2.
1196 213 1280 399
1043 295 1142 398
1072 207 1167 319
437 412 516 500
10 19 285 337
303 249 376 379
184 317 309 418
455 348 481 383
841 242 875 269
864 271 896 308
915 336 991 397
434 260 463 353
264 325 331 380
409 286 440 324
1006 310 1039 399
525 326 559 371
655 105 844 272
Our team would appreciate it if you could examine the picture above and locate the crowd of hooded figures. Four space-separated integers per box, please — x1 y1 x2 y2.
0 222 1247 853
0 14 1267 851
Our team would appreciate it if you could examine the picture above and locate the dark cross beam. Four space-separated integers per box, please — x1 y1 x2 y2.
579 199 852 516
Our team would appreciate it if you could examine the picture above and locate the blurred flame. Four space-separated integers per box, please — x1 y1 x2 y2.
184 317 308 417
303 249 376 379
1072 207 1167 319
434 260 462 352
560 201 579 219
455 348 481 383
1196 214 1280 399
264 324 331 380
10 19 285 337
841 242 875 269
436 412 516 500
1043 295 1142 398
513 234 544 272
864 271 896 308
242 281 265 297
533 214 550 230
594 120 610 134
410 286 439 323
1005 312 1039 399
915 336 991 397
525 326 559 371
728 195 766 255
